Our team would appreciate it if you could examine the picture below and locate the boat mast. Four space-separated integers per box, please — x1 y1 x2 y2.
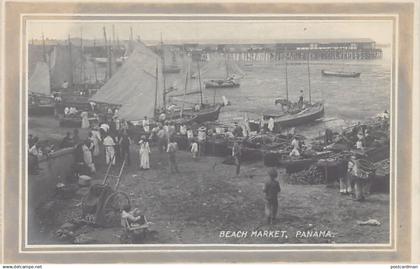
160 33 167 111
197 58 203 106
42 33 47 63
80 27 85 88
180 65 189 118
154 58 159 117
67 34 74 88
103 27 111 80
307 50 312 104
284 48 289 102
224 50 229 78
93 39 98 83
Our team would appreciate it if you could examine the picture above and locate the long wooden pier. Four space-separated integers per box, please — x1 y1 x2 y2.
206 48 383 62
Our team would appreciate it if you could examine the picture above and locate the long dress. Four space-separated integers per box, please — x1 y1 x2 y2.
139 142 151 169
90 130 101 157
82 144 95 173
103 136 116 165
81 111 89 129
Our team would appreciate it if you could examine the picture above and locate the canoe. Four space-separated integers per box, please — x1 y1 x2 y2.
321 70 361 78
263 103 325 131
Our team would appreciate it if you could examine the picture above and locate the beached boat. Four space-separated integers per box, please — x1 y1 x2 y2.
263 102 325 130
321 70 361 78
186 104 223 123
262 49 324 131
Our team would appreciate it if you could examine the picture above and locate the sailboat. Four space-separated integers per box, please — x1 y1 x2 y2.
263 50 324 131
202 53 243 89
163 49 181 74
160 49 223 124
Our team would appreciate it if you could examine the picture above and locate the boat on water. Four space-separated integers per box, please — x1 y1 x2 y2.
200 55 244 89
204 78 240 89
163 65 181 74
263 50 324 131
321 69 361 78
161 49 224 124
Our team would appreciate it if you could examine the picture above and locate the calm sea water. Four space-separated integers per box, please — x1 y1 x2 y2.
197 48 391 138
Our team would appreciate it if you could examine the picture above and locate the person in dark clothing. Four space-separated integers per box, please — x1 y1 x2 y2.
119 132 131 165
324 128 334 145
233 124 243 137
60 132 74 148
263 168 281 224
73 128 80 145
298 90 304 108
232 141 242 176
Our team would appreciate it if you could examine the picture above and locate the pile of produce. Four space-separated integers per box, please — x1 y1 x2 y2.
286 165 325 185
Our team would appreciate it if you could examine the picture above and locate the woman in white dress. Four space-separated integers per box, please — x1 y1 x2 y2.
81 111 89 129
89 129 101 157
139 136 151 170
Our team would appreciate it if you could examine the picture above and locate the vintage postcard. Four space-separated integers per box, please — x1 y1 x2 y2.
1 0 418 264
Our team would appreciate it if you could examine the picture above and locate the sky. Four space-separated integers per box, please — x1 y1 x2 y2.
27 20 393 45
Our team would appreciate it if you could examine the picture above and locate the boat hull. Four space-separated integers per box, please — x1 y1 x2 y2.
264 104 325 131
186 104 223 124
321 70 361 78
204 80 240 89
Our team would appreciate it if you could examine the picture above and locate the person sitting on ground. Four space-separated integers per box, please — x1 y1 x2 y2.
121 205 145 227
60 132 74 149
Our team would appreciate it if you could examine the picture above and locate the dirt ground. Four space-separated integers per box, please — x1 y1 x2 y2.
29 116 390 245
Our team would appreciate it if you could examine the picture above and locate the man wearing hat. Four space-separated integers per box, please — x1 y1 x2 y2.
263 168 281 225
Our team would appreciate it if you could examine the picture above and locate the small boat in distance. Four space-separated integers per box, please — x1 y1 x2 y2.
204 77 240 89
321 70 361 78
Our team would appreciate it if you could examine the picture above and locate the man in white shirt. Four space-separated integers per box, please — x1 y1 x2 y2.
103 135 116 165
268 117 275 132
197 127 206 156
142 116 150 133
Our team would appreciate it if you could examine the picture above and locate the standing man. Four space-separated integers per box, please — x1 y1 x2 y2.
197 127 207 156
268 117 275 133
119 131 131 165
143 116 150 134
167 138 179 173
298 90 304 109
263 168 281 225
232 141 242 176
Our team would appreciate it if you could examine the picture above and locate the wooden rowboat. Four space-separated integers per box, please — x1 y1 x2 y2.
321 70 361 78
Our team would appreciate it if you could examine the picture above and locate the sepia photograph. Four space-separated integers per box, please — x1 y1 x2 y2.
25 18 393 246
